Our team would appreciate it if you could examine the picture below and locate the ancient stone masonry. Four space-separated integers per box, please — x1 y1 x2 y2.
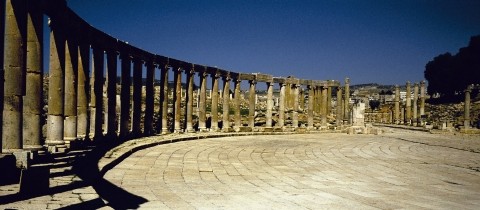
1 0 350 181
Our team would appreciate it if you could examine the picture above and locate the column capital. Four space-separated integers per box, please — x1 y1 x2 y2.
249 79 257 85
345 77 350 84
223 74 231 81
406 81 411 85
420 80 425 85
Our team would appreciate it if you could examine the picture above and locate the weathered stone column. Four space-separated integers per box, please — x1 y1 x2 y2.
77 44 89 139
64 39 77 146
248 80 256 130
23 0 43 150
419 80 426 125
233 78 241 131
3 0 27 152
92 47 104 140
285 83 291 111
174 67 183 133
292 84 299 128
198 68 207 131
185 66 195 133
307 84 314 129
131 58 142 136
119 53 131 138
336 87 343 127
210 72 220 131
394 85 400 124
266 82 274 128
160 64 169 134
222 74 231 132
321 86 328 127
144 61 155 135
327 86 332 115
413 83 418 126
344 78 350 124
46 20 66 151
299 87 304 112
464 85 472 129
405 81 411 125
278 82 285 128
316 86 321 114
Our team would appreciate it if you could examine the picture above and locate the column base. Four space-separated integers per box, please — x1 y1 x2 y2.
186 128 196 133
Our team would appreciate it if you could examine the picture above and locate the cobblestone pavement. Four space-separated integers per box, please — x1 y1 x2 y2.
1 130 480 209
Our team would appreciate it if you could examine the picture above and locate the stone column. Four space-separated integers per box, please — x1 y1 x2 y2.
344 78 350 124
420 80 426 125
413 83 418 126
222 75 231 132
266 82 274 128
248 80 256 130
144 61 155 135
3 0 27 152
92 47 104 140
160 65 169 134
77 44 89 139
106 51 118 138
64 39 77 146
185 67 195 133
131 59 142 136
23 0 43 150
285 83 291 111
278 83 285 128
45 20 66 151
299 87 304 112
464 85 472 129
198 69 207 131
405 81 411 125
321 86 328 127
210 72 220 131
174 67 183 133
394 85 400 124
316 86 322 115
292 84 299 128
307 85 314 129
336 87 343 127
234 78 241 131
119 53 131 138
327 86 332 115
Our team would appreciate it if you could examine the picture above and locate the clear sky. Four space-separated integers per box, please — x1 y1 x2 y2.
66 0 480 85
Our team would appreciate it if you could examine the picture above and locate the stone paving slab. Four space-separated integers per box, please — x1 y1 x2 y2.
1 129 479 209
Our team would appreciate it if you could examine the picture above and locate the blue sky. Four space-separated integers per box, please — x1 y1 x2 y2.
65 0 480 85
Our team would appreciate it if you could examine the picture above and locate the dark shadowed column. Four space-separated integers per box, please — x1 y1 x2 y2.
64 38 78 147
198 68 207 131
106 50 118 138
185 66 195 133
92 47 104 140
160 64 169 134
174 67 183 133
234 77 241 131
307 84 314 129
248 79 256 130
394 85 400 124
266 82 274 128
3 0 26 152
23 0 43 150
131 58 142 136
222 74 231 132
119 53 131 138
144 61 155 135
210 71 220 131
336 87 343 127
413 82 418 126
77 44 89 139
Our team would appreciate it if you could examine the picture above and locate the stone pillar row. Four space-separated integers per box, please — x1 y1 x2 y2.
390 81 426 127
1 0 351 154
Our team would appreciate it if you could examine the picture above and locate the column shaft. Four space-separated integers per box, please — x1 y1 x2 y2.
222 76 231 132
413 83 419 126
160 65 169 134
420 81 426 125
299 87 304 112
106 51 118 137
327 86 332 115
234 79 241 131
344 78 350 124
64 39 77 145
321 86 328 127
23 0 43 150
266 82 273 128
307 85 314 129
405 82 411 125
336 87 343 127
119 54 131 138
464 86 472 128
92 47 104 139
174 68 182 132
211 73 219 131
198 71 207 131
144 62 154 135
77 44 89 139
394 85 400 124
292 84 299 128
248 81 256 129
3 0 27 152
185 68 194 132
278 83 285 128
131 59 142 136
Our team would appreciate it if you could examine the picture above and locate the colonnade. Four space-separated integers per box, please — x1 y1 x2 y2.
392 81 426 126
1 0 353 155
